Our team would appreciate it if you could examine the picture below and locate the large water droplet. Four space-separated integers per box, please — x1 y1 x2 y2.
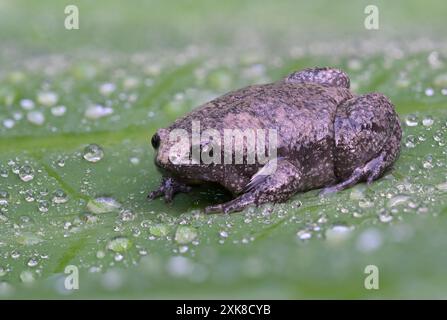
149 224 170 237
106 236 132 253
174 226 198 244
0 191 9 206
19 165 34 182
87 197 121 213
83 144 104 163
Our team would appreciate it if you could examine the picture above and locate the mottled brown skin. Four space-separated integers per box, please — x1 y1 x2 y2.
148 67 402 213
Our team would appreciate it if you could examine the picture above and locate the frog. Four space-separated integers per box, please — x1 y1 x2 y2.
148 67 402 214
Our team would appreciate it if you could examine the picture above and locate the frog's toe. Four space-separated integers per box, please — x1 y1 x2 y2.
205 193 256 214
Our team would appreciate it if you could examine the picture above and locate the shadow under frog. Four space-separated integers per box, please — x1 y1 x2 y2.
148 67 402 214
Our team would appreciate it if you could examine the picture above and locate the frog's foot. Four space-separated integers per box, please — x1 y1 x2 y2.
147 177 191 203
320 147 395 196
285 67 350 88
205 158 301 214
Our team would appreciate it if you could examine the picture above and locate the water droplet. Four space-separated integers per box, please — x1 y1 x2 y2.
3 119 15 129
0 191 9 206
83 144 104 162
27 257 39 267
87 197 121 213
424 88 434 96
119 209 135 221
166 256 194 277
17 232 43 246
219 230 229 238
20 270 35 283
52 189 68 204
38 200 49 213
422 155 434 169
297 229 312 240
56 158 65 167
20 99 35 110
325 224 352 244
129 157 140 165
106 236 132 253
51 105 67 117
0 266 8 277
37 91 58 106
422 116 434 127
405 114 418 127
149 224 170 237
27 111 45 126
85 104 113 119
387 194 410 207
19 165 34 182
356 228 383 252
379 211 393 223
99 83 116 96
405 135 416 148
0 169 8 178
436 182 447 192
174 226 198 244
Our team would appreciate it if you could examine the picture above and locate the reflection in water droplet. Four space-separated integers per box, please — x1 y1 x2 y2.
405 135 416 148
83 144 104 163
0 191 9 206
27 257 39 267
38 200 49 213
422 115 434 127
19 165 34 182
405 114 418 127
52 189 68 204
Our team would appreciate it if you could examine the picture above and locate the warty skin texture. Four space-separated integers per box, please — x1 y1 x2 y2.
148 67 402 213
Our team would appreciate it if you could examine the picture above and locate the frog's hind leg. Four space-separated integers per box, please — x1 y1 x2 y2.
321 93 402 195
205 158 301 214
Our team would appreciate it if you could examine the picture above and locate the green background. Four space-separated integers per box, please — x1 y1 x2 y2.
0 0 447 298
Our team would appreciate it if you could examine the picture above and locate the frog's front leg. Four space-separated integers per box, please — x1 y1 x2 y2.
205 158 301 214
148 177 191 203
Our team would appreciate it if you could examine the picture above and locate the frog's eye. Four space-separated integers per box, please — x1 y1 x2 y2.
151 133 160 149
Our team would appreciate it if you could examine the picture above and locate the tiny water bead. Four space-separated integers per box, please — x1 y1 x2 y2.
83 144 104 163
38 200 49 213
20 99 35 110
405 114 419 127
3 119 15 129
0 191 9 205
99 83 116 96
422 116 434 127
18 165 34 182
52 189 68 204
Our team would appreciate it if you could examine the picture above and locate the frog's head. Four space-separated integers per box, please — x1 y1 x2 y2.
150 127 223 183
